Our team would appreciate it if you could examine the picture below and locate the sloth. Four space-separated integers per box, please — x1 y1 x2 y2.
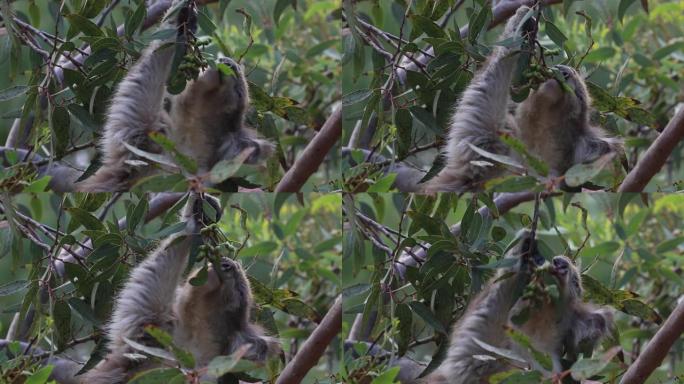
80 194 279 383
422 6 622 192
76 0 272 192
422 234 612 383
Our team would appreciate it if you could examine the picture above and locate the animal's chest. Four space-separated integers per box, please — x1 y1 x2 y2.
510 302 562 354
516 122 576 172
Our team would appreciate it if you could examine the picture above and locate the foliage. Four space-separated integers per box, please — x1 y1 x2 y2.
0 0 341 192
0 192 341 383
342 193 684 383
341 0 684 192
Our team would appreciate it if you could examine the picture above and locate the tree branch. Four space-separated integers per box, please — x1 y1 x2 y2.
275 106 341 192
276 296 342 384
394 191 546 278
618 107 684 192
0 340 81 384
620 299 684 384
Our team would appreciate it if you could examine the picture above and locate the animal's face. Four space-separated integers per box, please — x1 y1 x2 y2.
550 255 583 298
191 257 251 314
165 56 249 124
522 65 589 119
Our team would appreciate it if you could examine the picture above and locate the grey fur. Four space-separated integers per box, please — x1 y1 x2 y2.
80 194 279 383
423 6 622 193
423 237 612 384
77 1 272 192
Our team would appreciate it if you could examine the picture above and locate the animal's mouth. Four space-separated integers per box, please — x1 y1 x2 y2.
217 56 242 81
551 256 569 277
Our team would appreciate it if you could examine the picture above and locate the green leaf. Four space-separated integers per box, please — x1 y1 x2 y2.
274 0 296 24
653 41 684 60
409 301 446 334
396 303 412 356
564 153 615 187
0 85 29 101
583 46 616 63
468 5 492 43
395 108 413 159
367 174 397 193
467 143 524 170
306 39 337 58
371 367 400 384
489 370 543 384
128 368 184 384
53 300 72 349
342 89 373 107
22 176 51 193
145 326 196 368
67 207 106 231
0 280 28 296
197 9 217 35
25 366 54 384
656 236 684 253
149 132 198 173
127 197 149 233
412 14 446 38
66 14 104 37
570 356 612 380
50 105 70 158
125 0 147 37
545 20 567 47
208 148 256 184
618 0 638 23
239 241 279 257
472 338 528 363
123 337 176 361
207 345 259 377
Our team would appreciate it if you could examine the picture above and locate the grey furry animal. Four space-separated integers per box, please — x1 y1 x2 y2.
422 234 612 384
80 194 279 383
77 0 272 192
423 6 622 193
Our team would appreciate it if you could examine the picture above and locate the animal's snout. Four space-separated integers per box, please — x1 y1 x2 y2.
555 65 573 80
218 56 240 71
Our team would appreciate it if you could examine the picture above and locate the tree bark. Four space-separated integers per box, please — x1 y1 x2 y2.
620 299 684 384
618 107 684 192
276 296 342 384
275 106 341 193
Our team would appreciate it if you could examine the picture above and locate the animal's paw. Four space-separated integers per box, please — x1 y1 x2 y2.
244 336 281 362
184 193 222 232
176 0 198 36
504 5 535 38
246 138 275 164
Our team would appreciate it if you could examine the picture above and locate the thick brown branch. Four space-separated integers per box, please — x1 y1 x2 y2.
275 106 341 192
620 299 684 384
618 108 684 192
276 296 342 384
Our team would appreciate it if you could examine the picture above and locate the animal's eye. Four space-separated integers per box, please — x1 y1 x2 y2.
221 260 234 271
163 98 172 112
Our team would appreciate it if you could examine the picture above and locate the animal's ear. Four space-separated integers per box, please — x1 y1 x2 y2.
572 308 613 356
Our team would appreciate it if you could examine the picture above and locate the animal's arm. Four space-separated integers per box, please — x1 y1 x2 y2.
564 305 613 362
77 1 195 191
106 194 204 350
233 324 281 362
423 6 533 192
